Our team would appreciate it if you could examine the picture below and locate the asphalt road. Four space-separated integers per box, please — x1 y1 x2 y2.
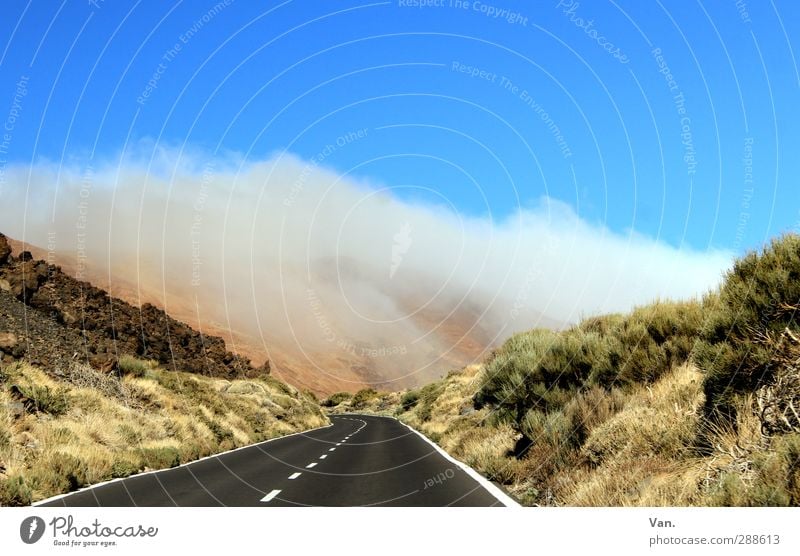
38 414 512 507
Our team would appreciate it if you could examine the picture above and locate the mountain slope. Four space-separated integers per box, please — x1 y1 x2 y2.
0 233 266 378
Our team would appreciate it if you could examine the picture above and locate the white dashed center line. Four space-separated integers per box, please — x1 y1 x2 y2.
336 443 342 446
288 472 301 480
319 454 327 459
260 489 281 502
328 447 336 452
306 462 318 469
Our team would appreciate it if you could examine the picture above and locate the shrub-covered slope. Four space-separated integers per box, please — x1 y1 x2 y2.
328 234 800 506
0 359 326 505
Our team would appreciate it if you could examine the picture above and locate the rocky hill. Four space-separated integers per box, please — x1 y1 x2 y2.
0 233 268 379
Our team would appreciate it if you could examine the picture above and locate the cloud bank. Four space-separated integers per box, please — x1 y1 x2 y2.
0 148 732 391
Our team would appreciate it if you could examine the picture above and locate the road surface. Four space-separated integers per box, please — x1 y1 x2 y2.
39 414 513 507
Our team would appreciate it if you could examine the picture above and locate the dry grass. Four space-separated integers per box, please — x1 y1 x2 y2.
341 360 798 506
0 360 327 505
564 364 705 505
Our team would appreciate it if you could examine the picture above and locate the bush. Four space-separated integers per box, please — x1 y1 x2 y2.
416 382 445 422
205 419 234 446
350 389 378 410
706 433 800 506
696 234 800 423
140 446 181 469
117 424 142 445
68 363 129 401
591 301 703 387
561 386 627 447
110 459 140 479
321 392 352 408
0 476 32 506
30 453 88 494
400 390 420 411
520 409 573 464
118 355 150 378
13 384 69 416
474 328 563 423
263 376 296 396
474 301 703 441
302 390 319 404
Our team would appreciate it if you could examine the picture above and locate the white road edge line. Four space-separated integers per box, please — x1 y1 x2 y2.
260 489 281 502
401 420 521 508
288 472 302 480
306 462 318 469
34 421 336 506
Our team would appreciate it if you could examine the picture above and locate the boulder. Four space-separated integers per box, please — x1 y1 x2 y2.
0 331 18 352
0 331 24 358
2 260 48 301
0 234 10 265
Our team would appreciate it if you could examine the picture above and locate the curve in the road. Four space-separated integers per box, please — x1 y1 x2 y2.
36 414 518 507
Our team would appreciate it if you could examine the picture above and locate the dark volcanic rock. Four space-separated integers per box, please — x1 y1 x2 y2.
0 236 264 379
0 234 11 265
0 288 81 369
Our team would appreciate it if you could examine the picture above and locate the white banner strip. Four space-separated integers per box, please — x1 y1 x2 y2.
2 507 799 555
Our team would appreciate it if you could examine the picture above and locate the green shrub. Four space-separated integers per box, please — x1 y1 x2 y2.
0 476 32 506
350 388 378 410
321 392 352 408
696 234 800 423
13 384 69 416
590 301 703 387
475 301 703 440
474 328 561 422
263 376 296 396
118 355 150 378
140 446 181 469
110 459 140 479
416 382 445 422
400 390 420 411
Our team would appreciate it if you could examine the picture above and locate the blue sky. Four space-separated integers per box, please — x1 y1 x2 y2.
1 0 799 254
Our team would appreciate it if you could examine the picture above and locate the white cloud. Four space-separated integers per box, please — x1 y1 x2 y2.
0 148 732 389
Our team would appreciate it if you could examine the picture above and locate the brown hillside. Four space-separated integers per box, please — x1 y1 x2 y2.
0 233 267 379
